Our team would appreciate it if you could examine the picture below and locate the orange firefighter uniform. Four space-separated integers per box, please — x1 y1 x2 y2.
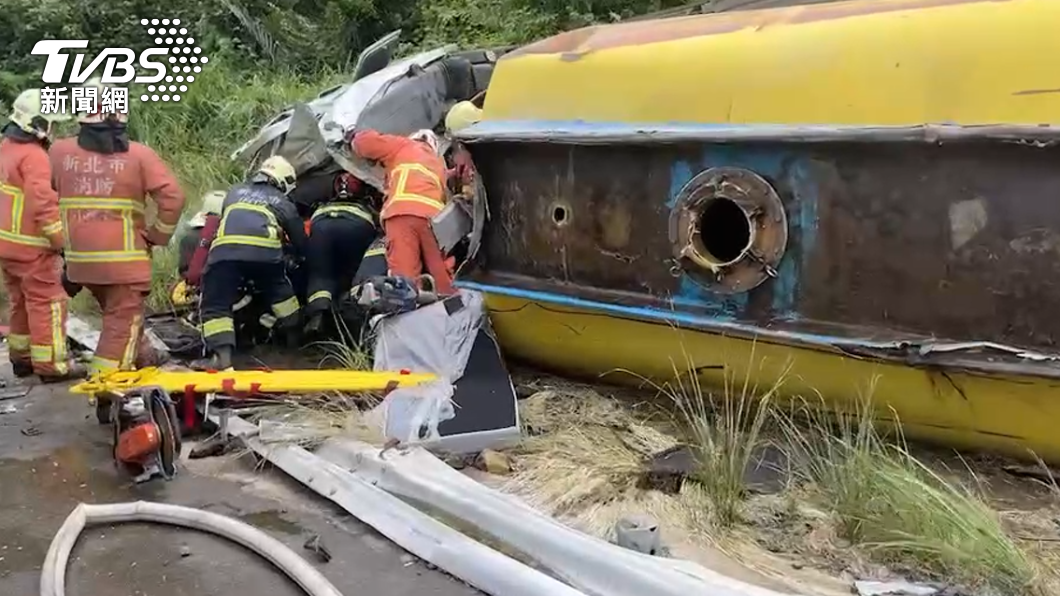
0 136 72 378
350 129 454 294
49 137 185 375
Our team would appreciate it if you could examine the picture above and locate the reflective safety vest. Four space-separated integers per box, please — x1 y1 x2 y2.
49 138 185 285
310 202 377 228
0 139 64 261
380 162 446 221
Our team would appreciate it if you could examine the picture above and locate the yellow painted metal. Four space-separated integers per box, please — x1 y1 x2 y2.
484 0 1060 126
70 367 437 395
482 293 1060 464
471 0 1060 463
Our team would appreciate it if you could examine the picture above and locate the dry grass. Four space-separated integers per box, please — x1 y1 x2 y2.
499 369 1057 596
241 395 386 449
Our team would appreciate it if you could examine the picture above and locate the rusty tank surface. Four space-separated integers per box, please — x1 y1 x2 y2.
452 0 1060 464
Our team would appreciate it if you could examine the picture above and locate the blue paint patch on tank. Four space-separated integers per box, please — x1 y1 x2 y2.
665 145 819 321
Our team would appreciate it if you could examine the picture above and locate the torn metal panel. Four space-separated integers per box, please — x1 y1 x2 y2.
372 291 521 453
209 411 589 596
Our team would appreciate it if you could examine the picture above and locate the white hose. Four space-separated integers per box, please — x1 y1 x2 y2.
40 501 344 596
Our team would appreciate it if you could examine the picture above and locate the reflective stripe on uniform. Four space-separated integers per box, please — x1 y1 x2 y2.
365 246 385 257
312 204 374 226
214 203 282 249
0 183 58 247
272 296 300 318
90 356 120 375
120 314 142 370
211 234 281 249
7 333 30 351
202 317 234 337
30 344 52 362
50 301 66 364
41 221 63 236
308 290 332 304
381 163 446 218
60 196 146 262
64 250 149 263
153 220 177 234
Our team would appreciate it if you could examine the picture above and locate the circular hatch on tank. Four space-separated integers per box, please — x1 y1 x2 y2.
668 166 789 294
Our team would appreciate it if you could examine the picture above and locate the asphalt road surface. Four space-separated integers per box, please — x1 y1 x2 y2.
0 347 480 596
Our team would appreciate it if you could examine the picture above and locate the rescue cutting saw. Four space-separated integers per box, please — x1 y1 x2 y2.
81 367 438 485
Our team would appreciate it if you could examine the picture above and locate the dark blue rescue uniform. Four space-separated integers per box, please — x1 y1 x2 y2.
305 201 379 317
199 182 308 352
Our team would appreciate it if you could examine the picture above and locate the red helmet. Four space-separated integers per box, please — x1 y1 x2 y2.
334 173 363 199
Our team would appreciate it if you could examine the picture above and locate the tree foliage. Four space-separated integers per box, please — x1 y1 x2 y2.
0 0 689 103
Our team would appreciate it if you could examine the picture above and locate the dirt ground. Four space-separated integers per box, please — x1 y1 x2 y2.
0 348 480 596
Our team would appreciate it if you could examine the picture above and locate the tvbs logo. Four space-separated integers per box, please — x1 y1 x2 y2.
32 18 209 102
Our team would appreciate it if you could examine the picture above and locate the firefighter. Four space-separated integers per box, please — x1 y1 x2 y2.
348 128 455 295
175 190 226 300
50 79 185 377
443 101 482 199
304 172 379 334
194 155 307 370
0 89 85 381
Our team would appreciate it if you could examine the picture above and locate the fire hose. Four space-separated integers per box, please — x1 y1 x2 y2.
40 501 344 596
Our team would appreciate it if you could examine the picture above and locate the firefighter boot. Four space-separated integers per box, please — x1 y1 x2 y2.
11 360 34 379
38 360 89 384
305 310 324 336
190 345 234 372
277 315 303 350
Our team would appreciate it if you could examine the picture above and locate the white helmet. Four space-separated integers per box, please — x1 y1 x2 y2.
188 190 227 227
77 77 129 124
408 129 440 155
8 88 71 141
255 155 297 195
445 101 482 134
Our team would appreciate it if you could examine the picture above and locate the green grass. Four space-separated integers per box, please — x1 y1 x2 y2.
777 390 1042 594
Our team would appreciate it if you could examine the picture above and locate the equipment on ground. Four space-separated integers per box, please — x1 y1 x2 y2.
109 386 181 484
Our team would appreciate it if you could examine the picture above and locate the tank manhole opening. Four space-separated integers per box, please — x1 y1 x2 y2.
696 197 752 265
551 204 570 226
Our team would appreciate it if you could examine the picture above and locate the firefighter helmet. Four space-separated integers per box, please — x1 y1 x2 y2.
188 190 227 228
255 155 298 195
77 77 129 124
8 88 71 141
444 101 482 134
408 129 440 155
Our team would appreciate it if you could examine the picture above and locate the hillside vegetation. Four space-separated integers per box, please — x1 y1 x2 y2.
0 0 688 309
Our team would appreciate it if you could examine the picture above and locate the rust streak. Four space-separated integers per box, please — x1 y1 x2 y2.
1013 88 1060 96
504 0 1010 58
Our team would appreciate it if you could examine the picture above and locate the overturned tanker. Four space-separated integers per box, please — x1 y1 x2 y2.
451 0 1060 464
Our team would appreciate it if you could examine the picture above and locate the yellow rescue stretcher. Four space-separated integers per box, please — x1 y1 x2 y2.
71 366 437 396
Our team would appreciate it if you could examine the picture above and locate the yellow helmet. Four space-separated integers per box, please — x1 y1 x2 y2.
255 155 297 195
170 280 197 307
8 88 71 141
445 101 482 134
77 76 129 124
188 190 227 227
